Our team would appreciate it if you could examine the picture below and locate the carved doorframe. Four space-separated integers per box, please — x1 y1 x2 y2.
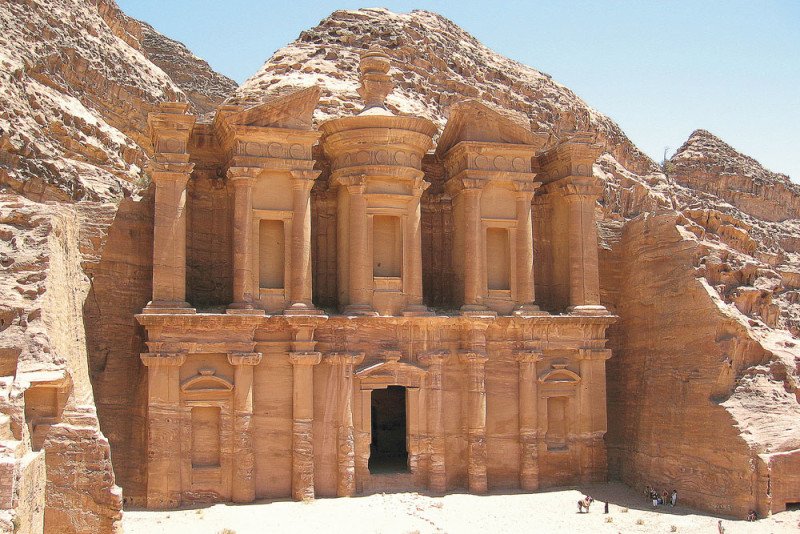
353 355 426 490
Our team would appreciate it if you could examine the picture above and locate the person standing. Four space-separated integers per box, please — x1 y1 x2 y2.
671 489 677 507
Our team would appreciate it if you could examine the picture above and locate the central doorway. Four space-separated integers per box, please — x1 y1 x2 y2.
369 386 408 473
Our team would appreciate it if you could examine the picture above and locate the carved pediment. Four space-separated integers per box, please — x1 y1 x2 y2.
436 99 546 157
356 356 426 388
538 364 581 385
219 86 321 131
181 368 233 393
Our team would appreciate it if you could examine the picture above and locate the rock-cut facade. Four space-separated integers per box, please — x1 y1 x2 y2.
136 48 615 507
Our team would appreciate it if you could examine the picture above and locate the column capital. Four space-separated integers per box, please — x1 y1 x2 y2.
577 348 612 361
227 166 262 182
323 351 366 366
227 352 263 366
290 169 322 186
331 174 366 190
511 180 541 196
140 353 186 367
444 173 486 197
515 350 544 364
149 161 195 180
458 351 488 366
418 350 450 367
289 352 322 366
557 175 604 199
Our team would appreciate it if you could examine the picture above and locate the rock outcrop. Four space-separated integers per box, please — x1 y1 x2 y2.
0 0 235 203
0 0 232 531
0 195 122 532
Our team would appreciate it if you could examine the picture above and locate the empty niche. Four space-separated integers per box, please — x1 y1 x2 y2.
373 215 402 278
546 396 568 450
486 227 510 290
191 406 221 468
24 387 59 451
259 219 285 289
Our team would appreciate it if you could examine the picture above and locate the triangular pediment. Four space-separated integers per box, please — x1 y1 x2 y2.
356 358 426 378
436 99 543 157
219 86 321 131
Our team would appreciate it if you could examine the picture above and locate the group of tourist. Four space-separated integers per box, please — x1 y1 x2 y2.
646 485 678 507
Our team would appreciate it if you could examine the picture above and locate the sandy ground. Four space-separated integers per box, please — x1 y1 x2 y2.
123 482 800 534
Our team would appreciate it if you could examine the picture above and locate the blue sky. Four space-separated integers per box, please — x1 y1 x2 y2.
119 0 800 180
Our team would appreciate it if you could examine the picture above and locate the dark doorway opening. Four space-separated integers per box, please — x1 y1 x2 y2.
786 502 800 511
369 386 408 473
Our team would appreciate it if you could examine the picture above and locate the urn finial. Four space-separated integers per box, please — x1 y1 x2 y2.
357 46 394 113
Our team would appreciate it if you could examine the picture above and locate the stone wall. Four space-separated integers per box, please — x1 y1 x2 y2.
602 211 796 517
80 196 153 506
0 195 122 533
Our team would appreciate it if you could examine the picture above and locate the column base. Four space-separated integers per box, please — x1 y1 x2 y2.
401 304 434 317
226 303 265 315
568 304 610 316
460 304 496 318
342 304 379 316
512 304 549 317
284 302 326 317
142 301 196 315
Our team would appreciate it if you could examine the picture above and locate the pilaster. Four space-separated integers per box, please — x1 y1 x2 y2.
324 351 366 497
288 320 322 500
515 346 543 491
140 352 187 508
419 350 449 493
227 352 262 503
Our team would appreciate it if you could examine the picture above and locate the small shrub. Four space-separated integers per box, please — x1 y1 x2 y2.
218 529 236 534
621 507 629 513
635 518 645 525
671 526 678 532
605 516 613 523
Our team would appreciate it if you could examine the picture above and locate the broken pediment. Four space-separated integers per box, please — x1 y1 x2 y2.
436 99 546 157
215 86 321 134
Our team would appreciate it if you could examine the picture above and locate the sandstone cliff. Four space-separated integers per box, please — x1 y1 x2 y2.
0 0 233 531
0 0 235 203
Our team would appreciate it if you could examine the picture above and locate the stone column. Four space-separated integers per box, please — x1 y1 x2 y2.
516 349 543 491
577 348 611 483
559 176 607 314
461 186 484 312
344 181 376 315
461 351 488 494
324 352 364 496
147 163 194 311
286 170 321 314
140 353 186 508
228 352 262 503
289 351 321 500
420 351 448 492
402 184 430 315
228 167 260 311
513 186 544 316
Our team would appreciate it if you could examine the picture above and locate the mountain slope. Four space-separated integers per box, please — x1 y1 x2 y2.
0 0 235 202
